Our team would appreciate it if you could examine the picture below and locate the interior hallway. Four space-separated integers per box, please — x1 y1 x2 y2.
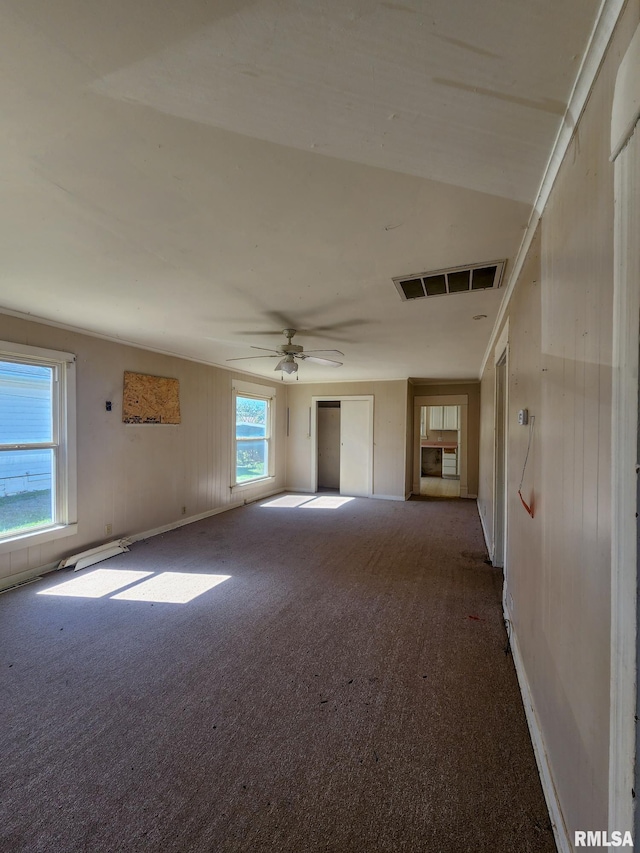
0 497 554 853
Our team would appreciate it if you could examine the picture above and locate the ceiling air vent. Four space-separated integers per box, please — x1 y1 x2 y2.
393 260 506 302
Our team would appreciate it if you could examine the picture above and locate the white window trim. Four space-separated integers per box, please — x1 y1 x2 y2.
0 340 77 553
231 380 275 491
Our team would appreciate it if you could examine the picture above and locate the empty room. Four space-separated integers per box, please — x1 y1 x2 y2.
1 1 640 851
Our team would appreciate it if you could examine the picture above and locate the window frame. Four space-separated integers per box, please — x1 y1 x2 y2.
231 381 275 489
0 340 77 552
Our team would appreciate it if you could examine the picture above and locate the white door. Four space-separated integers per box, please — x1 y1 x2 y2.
339 400 373 497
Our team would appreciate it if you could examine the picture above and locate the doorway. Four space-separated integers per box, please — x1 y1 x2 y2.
413 394 469 498
317 402 340 491
418 405 461 498
311 396 374 497
493 350 508 570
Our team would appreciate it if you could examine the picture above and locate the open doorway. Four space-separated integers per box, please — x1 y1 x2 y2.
317 401 340 492
418 405 461 498
413 394 469 499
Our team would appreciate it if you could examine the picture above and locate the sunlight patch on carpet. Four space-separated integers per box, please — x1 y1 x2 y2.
261 495 315 508
111 572 230 603
37 569 152 598
261 495 355 509
301 496 355 509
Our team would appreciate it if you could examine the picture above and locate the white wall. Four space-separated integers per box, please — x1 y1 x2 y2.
285 380 408 499
0 313 286 589
478 0 640 842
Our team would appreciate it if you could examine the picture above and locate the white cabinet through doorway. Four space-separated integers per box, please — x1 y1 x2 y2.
429 406 459 431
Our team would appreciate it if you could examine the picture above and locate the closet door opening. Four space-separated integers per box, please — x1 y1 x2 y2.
317 402 340 492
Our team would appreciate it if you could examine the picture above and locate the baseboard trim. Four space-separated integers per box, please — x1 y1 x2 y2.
128 504 245 544
0 488 286 593
0 563 58 593
477 502 492 559
371 494 405 501
129 488 286 544
506 607 571 853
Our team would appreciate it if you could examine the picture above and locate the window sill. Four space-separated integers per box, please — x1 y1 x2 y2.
231 476 275 493
0 523 78 555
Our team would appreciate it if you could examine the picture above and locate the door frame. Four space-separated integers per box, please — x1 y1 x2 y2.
609 22 640 837
413 395 469 497
493 350 508 570
310 395 374 496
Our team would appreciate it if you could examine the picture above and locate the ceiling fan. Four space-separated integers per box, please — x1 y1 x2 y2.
226 329 343 375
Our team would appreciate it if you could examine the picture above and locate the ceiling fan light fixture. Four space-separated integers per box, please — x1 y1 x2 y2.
231 329 341 374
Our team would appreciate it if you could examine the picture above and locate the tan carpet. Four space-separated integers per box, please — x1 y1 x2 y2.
0 496 555 852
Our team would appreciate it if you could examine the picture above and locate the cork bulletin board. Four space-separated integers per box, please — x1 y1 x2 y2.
122 371 181 424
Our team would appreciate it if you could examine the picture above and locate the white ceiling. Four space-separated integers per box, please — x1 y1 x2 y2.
0 0 602 382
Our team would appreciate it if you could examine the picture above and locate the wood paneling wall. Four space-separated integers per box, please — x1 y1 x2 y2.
478 0 640 840
0 314 286 588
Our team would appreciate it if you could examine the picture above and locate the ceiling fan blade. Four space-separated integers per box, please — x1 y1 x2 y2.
239 329 350 343
226 355 279 362
250 346 280 353
299 355 343 367
303 349 344 356
236 330 287 336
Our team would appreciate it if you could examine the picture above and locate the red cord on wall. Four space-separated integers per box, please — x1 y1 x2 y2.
518 415 535 518
518 489 534 518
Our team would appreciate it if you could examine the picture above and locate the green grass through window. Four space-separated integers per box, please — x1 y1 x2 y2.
0 489 52 536
236 463 267 483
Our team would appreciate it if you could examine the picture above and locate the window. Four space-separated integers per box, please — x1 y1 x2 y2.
233 383 274 486
0 341 76 548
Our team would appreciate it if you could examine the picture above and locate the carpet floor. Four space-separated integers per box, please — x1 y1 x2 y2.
0 496 556 852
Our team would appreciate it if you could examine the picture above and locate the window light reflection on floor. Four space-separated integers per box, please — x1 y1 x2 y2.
37 568 230 603
38 568 152 598
261 495 315 508
112 572 230 604
301 496 355 509
261 495 355 509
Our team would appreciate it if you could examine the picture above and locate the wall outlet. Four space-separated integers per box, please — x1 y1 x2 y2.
105 523 113 537
181 506 187 515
